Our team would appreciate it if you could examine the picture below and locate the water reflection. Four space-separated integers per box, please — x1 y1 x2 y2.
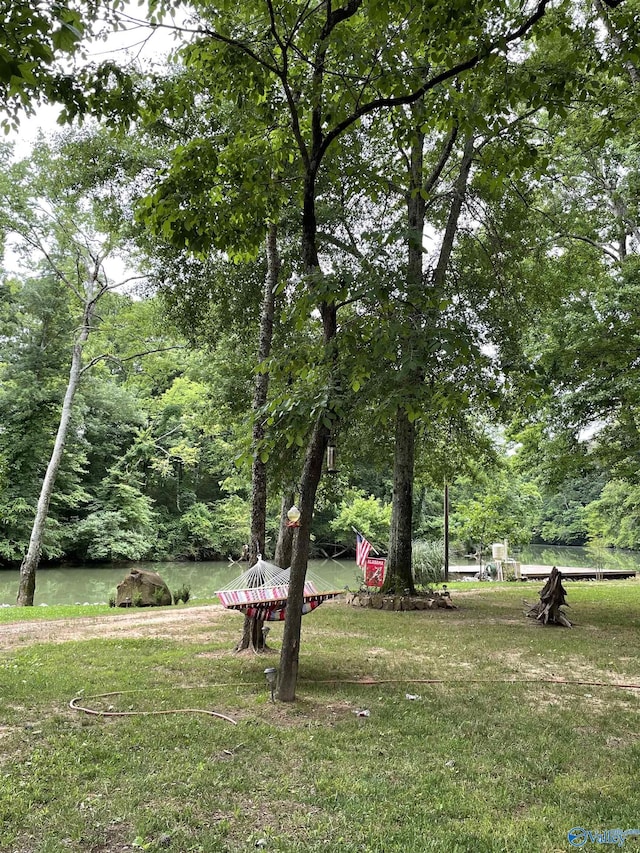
0 558 359 607
514 544 640 571
454 544 640 572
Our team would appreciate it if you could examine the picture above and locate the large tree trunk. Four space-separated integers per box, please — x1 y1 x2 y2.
444 481 450 583
384 119 425 594
236 224 280 652
384 128 475 596
383 407 416 594
17 301 94 606
274 0 356 696
276 417 330 701
275 136 341 699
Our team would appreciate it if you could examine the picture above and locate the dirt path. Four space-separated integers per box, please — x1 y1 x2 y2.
0 604 231 650
0 588 495 652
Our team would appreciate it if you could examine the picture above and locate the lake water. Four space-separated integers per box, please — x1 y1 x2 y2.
1 544 639 606
458 543 640 572
0 558 363 607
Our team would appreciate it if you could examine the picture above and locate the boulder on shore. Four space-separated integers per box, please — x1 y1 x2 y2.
116 569 172 607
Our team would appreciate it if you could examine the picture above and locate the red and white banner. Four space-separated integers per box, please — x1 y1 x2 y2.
364 557 386 588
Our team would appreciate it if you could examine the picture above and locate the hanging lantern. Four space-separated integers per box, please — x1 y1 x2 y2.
286 505 301 527
326 440 337 474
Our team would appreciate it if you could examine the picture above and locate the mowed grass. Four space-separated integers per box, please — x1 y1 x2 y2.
0 581 639 852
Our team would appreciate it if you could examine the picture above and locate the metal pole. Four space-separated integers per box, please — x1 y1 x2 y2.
444 481 449 583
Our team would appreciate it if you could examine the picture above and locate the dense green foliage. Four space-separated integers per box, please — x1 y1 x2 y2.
0 266 261 564
1 0 640 574
0 1 87 131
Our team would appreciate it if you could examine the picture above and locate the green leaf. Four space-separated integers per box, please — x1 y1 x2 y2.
51 22 82 52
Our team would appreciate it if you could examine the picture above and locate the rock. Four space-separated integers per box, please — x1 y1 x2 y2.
116 569 172 607
345 590 456 613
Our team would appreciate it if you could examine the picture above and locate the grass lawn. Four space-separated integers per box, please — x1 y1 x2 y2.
0 580 638 852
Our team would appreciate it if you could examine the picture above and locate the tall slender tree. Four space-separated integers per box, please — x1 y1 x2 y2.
236 224 282 651
0 135 150 604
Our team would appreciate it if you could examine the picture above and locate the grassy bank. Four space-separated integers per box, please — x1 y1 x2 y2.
0 581 639 852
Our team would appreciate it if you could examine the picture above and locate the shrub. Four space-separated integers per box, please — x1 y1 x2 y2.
153 587 167 605
173 585 191 604
413 539 445 587
329 492 391 548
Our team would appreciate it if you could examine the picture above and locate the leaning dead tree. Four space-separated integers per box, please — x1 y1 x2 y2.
526 567 572 627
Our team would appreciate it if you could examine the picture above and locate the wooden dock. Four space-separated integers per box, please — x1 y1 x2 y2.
448 564 637 580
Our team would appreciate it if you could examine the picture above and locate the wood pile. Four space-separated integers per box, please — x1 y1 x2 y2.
525 566 572 627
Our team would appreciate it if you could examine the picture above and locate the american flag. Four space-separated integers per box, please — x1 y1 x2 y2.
355 532 372 568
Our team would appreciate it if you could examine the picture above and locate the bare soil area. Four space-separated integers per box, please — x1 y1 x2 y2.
0 590 493 651
0 604 231 650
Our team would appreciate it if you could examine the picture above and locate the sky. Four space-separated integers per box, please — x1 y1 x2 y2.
8 2 181 148
3 4 185 283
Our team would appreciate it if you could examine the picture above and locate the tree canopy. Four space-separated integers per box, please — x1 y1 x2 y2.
1 0 639 697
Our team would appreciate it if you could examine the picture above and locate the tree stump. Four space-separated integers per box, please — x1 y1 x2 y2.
526 566 572 627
